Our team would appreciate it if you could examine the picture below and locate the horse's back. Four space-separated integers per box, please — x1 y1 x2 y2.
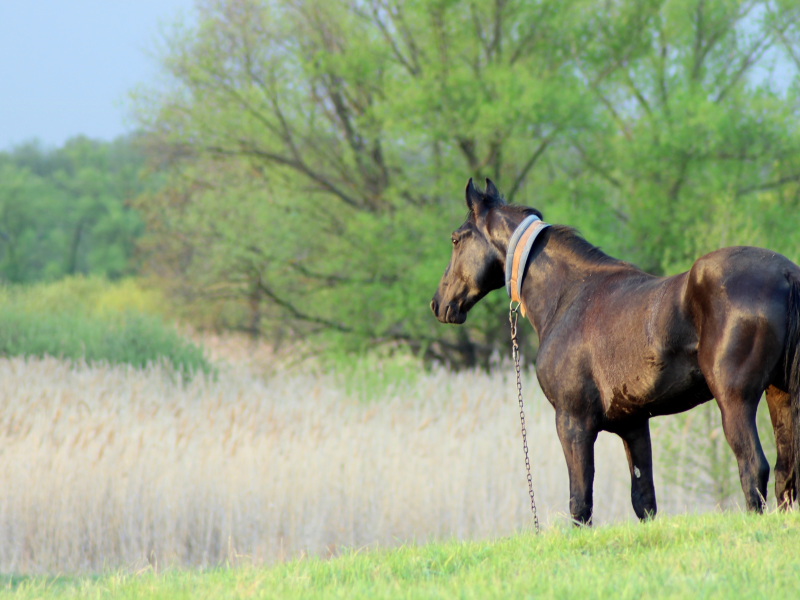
686 246 799 326
687 246 799 298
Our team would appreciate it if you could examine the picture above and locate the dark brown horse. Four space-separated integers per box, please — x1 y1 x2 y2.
431 178 800 524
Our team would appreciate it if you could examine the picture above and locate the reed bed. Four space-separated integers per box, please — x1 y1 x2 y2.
0 357 737 573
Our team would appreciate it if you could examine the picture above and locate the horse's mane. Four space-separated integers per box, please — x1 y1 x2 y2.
547 224 621 267
476 183 622 267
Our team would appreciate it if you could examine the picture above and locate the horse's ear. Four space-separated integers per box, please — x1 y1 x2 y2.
485 178 500 198
465 178 484 215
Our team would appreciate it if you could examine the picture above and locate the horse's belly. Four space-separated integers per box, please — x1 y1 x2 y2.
599 349 711 422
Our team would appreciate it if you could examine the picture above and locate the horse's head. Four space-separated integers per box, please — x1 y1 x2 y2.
431 178 539 324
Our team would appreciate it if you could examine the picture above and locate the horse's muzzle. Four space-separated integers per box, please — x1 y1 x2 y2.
430 298 467 324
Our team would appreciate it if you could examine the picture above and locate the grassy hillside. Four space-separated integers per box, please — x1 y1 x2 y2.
3 512 799 599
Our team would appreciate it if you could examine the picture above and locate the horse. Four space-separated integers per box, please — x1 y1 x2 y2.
431 178 800 525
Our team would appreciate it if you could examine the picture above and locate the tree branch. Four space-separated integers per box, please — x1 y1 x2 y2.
737 174 800 197
507 130 558 202
575 62 631 140
774 21 800 72
714 29 775 103
207 144 363 209
367 2 420 76
692 0 759 83
691 0 706 81
470 3 492 63
457 137 479 171
382 1 423 75
490 0 504 60
668 153 693 202
657 18 671 118
256 280 354 333
509 22 541 65
618 61 652 116
573 142 622 189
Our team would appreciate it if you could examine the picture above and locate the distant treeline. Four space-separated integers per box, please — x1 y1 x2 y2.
0 135 148 283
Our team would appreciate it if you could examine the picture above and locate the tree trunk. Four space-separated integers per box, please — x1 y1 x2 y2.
65 220 85 275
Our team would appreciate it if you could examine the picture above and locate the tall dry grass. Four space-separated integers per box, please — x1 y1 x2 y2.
0 356 748 573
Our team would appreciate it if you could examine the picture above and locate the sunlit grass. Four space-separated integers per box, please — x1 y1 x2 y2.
1 512 798 599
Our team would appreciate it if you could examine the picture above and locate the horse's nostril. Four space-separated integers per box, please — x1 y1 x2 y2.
430 300 438 315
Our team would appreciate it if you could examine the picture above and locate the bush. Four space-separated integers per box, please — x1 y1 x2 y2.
0 275 165 317
0 277 211 376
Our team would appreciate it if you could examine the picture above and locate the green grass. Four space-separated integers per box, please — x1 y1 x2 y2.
0 308 211 377
3 512 799 599
329 352 424 402
0 277 212 376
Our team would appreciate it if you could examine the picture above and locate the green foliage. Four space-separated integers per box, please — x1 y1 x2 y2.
566 0 800 274
0 136 148 283
0 277 211 376
133 0 800 367
0 310 210 377
0 275 166 317
328 351 424 402
3 512 799 598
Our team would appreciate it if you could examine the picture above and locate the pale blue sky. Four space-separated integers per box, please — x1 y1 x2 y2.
0 0 194 149
1 2 793 150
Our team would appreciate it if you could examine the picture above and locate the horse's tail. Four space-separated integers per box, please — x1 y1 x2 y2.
785 274 800 502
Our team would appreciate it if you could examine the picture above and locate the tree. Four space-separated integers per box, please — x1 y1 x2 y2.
561 0 800 273
0 163 56 282
134 0 800 367
0 136 148 282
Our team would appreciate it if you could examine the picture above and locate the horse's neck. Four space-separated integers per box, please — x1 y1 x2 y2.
487 211 624 336
487 213 572 335
520 232 624 338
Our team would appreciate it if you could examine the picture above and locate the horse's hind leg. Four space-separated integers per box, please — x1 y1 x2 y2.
618 422 657 520
765 385 796 508
555 410 598 525
708 388 770 511
698 313 779 511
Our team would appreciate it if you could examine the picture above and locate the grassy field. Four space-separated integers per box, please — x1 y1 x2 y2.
2 512 798 599
0 356 783 574
0 356 630 573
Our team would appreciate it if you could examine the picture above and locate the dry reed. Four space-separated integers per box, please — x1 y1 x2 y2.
0 356 724 573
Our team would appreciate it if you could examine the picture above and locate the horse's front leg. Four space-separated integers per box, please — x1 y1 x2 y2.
555 410 598 525
618 421 657 520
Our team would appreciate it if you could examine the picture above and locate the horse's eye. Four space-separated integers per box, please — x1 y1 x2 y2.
452 238 458 246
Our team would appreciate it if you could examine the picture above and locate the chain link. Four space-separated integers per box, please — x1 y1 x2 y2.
509 302 540 534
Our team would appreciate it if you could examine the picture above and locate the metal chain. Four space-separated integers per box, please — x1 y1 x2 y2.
509 301 540 534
